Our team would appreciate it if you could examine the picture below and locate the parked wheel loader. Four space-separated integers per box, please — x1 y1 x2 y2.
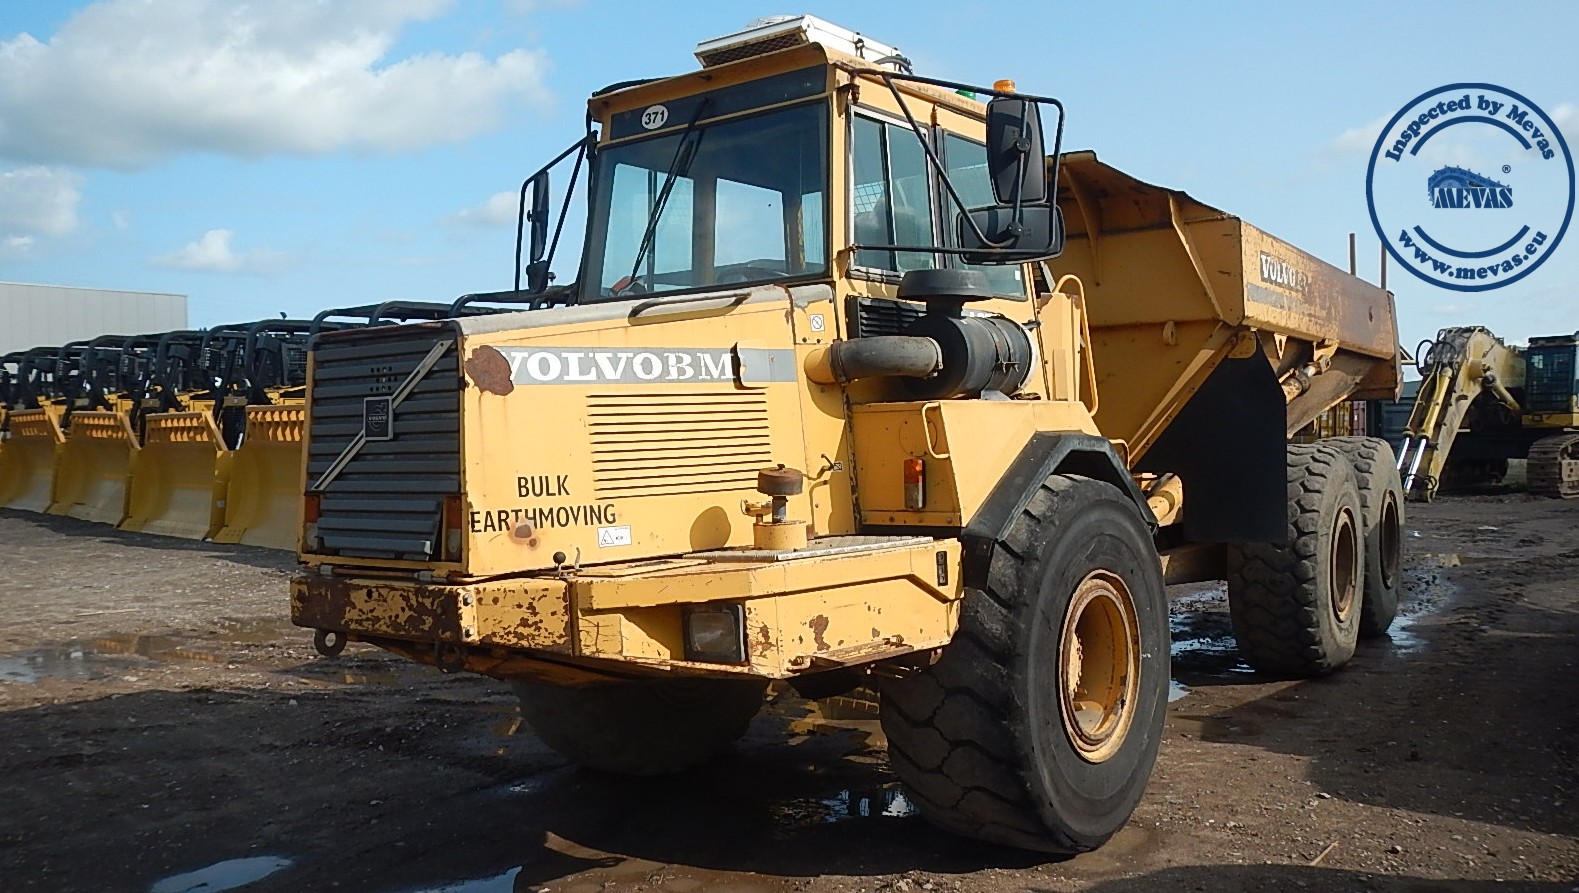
290 16 1400 853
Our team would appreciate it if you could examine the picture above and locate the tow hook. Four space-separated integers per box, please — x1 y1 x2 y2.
313 629 347 657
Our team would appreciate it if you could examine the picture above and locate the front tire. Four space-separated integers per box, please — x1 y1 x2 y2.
1227 443 1365 676
513 677 767 775
879 475 1168 854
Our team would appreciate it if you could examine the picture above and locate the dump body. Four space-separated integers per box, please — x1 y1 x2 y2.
1054 152 1398 455
1051 153 1400 543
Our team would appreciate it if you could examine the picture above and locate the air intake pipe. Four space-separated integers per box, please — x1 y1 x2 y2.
804 269 1036 399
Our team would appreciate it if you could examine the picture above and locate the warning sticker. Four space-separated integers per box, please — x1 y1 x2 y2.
598 525 632 548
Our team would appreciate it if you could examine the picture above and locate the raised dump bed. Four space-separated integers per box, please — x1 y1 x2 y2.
212 403 306 551
49 411 140 525
1051 151 1400 542
122 411 234 540
0 407 66 513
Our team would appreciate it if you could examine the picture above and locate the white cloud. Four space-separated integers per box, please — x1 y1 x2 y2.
1325 115 1390 156
0 0 552 169
448 191 520 227
0 234 35 261
151 228 288 274
0 166 83 255
1555 102 1578 144
504 0 582 12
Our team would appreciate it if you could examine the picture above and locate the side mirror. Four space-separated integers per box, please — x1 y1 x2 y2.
523 169 552 294
527 169 550 266
985 96 1047 205
956 205 1064 265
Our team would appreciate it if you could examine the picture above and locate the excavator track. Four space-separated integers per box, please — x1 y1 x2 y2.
1527 432 1579 498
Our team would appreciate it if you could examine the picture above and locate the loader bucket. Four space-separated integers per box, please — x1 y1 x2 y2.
48 411 139 525
0 409 65 512
121 412 234 540
212 404 304 551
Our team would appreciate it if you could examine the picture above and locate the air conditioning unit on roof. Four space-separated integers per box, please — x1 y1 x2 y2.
694 15 907 71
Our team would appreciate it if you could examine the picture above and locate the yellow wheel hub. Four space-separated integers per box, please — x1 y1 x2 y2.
1059 570 1140 764
1330 506 1360 624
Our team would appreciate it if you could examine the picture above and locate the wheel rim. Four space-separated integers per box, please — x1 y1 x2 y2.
1330 506 1360 623
1059 570 1140 764
1378 492 1401 589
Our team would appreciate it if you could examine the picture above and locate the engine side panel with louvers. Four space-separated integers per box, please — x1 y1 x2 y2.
305 326 461 562
588 391 773 500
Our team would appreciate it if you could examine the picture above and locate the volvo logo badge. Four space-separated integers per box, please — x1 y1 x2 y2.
363 396 393 441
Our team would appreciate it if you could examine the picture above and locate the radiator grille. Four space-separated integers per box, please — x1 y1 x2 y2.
587 391 772 499
305 326 460 561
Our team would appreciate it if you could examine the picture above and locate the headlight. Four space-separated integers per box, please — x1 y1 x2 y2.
682 604 747 663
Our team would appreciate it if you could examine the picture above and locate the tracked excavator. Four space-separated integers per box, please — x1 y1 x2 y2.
1396 326 1579 499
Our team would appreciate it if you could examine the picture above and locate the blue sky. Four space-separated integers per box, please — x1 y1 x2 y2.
1 0 1575 355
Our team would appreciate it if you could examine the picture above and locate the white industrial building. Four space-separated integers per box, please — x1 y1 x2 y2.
0 282 187 355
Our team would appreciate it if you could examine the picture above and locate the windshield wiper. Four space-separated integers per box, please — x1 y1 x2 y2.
613 99 712 295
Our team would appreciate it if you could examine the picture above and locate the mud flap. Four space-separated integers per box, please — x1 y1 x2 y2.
48 412 138 526
212 404 304 551
121 412 234 541
0 410 65 513
1135 356 1286 544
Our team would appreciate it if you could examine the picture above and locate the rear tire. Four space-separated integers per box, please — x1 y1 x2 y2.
879 475 1168 854
1227 443 1365 676
513 677 767 775
1322 436 1404 637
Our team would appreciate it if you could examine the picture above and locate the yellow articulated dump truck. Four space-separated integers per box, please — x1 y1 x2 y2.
291 16 1399 853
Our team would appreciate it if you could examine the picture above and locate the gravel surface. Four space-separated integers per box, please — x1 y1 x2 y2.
0 493 1575 893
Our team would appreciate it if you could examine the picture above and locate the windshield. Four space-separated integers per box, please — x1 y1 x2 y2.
584 102 829 299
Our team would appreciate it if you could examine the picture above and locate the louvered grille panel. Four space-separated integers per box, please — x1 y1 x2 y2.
588 392 773 499
849 296 925 338
304 326 460 561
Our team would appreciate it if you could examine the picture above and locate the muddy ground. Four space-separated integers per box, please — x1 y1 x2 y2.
0 492 1576 893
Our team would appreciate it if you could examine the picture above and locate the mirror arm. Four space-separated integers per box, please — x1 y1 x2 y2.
513 132 596 292
543 133 592 291
880 73 1007 249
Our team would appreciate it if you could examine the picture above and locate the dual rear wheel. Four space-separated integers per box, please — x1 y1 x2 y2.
1226 438 1404 677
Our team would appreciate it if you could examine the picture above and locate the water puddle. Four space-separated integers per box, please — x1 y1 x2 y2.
771 783 916 829
0 635 230 684
87 633 227 664
1168 584 1256 699
400 868 521 893
149 856 292 893
1 622 330 685
1420 552 1503 567
1378 555 1465 654
0 646 138 684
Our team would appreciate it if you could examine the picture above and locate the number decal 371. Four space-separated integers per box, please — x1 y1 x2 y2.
641 105 669 130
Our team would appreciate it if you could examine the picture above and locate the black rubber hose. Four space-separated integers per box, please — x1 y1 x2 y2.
827 336 943 383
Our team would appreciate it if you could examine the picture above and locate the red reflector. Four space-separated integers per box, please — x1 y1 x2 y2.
903 458 924 485
303 494 321 523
